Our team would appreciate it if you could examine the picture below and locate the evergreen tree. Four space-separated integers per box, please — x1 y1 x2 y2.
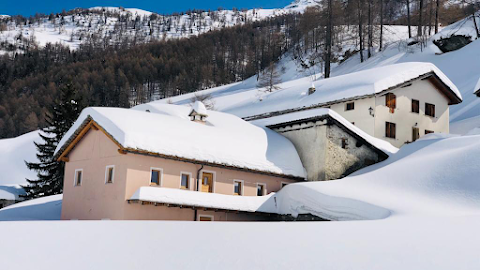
22 83 82 199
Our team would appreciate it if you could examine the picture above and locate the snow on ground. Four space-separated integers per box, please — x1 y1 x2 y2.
0 130 39 187
275 133 480 220
0 194 61 221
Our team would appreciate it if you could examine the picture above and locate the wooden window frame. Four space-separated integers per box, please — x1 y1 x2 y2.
150 167 163 186
411 99 420 114
233 179 244 196
425 103 436 117
198 215 214 221
74 169 83 187
105 165 115 184
385 93 396 113
345 102 355 111
385 122 396 139
179 172 192 190
200 170 216 193
256 183 266 196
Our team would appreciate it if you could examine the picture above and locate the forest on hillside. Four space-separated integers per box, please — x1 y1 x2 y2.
0 1 477 138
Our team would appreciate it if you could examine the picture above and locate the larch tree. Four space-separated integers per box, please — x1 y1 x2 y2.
257 63 282 93
23 83 82 199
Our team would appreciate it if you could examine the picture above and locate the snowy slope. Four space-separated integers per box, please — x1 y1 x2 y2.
0 1 315 53
0 194 62 221
0 130 39 186
275 133 480 220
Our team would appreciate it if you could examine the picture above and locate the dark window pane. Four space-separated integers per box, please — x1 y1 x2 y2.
257 185 264 196
181 174 189 189
412 100 419 113
151 170 159 185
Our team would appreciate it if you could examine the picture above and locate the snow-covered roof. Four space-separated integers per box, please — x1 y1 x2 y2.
252 108 398 156
130 187 276 213
229 62 462 120
55 104 306 178
190 101 208 116
0 185 25 201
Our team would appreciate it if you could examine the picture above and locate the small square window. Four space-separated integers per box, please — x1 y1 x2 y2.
233 180 243 196
257 184 266 196
74 170 83 186
341 138 348 149
345 102 355 111
181 173 190 189
150 169 162 186
105 166 114 184
199 215 213 221
425 130 434 135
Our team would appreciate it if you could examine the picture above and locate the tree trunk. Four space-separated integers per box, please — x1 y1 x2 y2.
435 0 439 34
368 0 372 58
428 0 433 35
418 0 424 36
325 0 333 78
358 0 364 62
407 0 412 38
472 4 480 38
380 0 384 51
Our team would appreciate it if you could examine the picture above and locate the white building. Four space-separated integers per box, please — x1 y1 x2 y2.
244 63 462 148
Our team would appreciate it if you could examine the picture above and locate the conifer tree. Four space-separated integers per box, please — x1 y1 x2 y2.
22 83 82 199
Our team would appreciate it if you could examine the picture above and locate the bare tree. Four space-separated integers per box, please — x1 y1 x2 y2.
407 0 412 38
325 0 333 78
257 63 282 92
190 93 215 109
418 0 424 36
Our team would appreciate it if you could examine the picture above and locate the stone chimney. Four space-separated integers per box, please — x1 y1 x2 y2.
189 101 208 124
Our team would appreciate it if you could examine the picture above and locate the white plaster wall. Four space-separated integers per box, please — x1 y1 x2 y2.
373 79 450 147
275 120 328 181
328 79 450 148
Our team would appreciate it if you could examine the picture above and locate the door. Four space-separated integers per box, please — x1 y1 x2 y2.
201 172 213 193
412 127 420 142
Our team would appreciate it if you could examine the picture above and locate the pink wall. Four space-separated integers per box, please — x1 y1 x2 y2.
61 128 299 220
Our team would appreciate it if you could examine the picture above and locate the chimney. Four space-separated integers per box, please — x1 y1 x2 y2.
189 101 208 124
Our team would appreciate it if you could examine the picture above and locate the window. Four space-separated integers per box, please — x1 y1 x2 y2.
385 93 396 113
341 138 348 149
257 184 266 196
198 215 213 221
105 166 114 184
412 127 420 142
425 130 434 135
74 169 83 186
345 102 355 111
425 103 435 117
201 172 214 193
281 182 289 188
233 180 243 196
385 122 396 139
180 173 190 190
412 99 420 113
150 168 162 186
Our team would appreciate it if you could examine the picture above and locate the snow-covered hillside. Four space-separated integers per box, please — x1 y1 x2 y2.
153 13 480 133
0 130 39 186
0 1 318 53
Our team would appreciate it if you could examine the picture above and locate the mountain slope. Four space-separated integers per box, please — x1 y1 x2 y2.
0 1 318 54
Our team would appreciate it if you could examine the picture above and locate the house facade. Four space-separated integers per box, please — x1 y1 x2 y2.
243 63 462 148
57 104 305 221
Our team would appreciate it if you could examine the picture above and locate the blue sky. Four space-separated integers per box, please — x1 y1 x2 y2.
1 0 293 16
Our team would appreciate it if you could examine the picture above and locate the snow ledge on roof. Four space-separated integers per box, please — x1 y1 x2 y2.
130 187 277 213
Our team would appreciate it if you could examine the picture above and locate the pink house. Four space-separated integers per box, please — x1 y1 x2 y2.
54 102 306 221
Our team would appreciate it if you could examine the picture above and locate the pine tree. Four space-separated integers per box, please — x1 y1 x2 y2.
22 83 82 199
